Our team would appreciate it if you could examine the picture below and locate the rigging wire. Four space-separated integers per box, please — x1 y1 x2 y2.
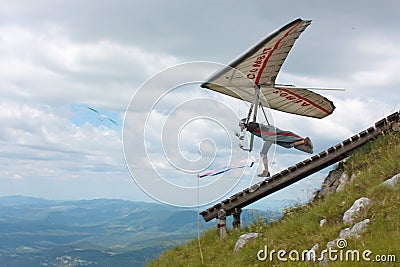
260 104 270 126
238 94 271 125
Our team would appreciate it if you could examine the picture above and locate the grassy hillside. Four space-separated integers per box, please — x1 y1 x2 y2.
149 132 400 266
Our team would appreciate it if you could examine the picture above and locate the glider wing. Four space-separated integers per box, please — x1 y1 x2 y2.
107 118 118 125
201 18 335 118
88 107 100 114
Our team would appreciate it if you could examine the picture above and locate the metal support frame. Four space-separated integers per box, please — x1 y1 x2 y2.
239 84 261 152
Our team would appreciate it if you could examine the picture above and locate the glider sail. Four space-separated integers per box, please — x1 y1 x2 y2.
201 18 335 119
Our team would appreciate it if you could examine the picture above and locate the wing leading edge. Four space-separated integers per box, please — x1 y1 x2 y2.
201 18 335 119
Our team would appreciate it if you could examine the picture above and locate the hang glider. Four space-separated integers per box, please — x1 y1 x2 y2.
88 106 118 125
201 18 337 119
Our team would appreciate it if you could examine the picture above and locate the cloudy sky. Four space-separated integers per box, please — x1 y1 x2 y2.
1 1 400 209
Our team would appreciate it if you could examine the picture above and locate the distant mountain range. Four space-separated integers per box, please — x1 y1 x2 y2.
0 196 282 267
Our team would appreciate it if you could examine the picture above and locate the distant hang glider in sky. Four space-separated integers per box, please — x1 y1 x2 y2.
201 18 339 119
88 106 118 125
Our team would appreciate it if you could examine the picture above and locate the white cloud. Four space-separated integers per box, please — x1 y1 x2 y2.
1 1 400 203
0 24 179 109
0 101 125 187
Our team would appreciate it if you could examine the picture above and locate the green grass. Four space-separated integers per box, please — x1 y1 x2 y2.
149 133 400 266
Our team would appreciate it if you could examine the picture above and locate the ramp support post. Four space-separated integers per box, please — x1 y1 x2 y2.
232 208 242 230
217 209 227 240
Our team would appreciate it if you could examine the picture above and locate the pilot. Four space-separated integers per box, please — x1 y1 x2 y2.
239 118 313 177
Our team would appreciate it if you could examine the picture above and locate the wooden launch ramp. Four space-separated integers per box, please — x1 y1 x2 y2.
201 110 400 223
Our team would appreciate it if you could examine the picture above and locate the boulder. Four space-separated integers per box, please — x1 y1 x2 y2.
320 240 337 265
381 173 400 189
339 219 370 239
392 122 400 131
305 243 319 261
234 232 260 252
343 197 371 225
336 172 356 192
313 168 344 200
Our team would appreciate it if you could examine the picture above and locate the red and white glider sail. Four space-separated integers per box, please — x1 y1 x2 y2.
201 18 335 119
